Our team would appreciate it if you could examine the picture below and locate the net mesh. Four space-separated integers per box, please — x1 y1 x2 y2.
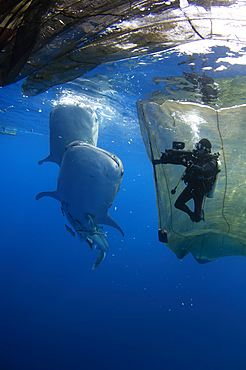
0 0 245 95
137 98 246 262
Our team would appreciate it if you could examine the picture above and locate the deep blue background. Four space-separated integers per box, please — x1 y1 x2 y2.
1 42 246 369
0 132 246 370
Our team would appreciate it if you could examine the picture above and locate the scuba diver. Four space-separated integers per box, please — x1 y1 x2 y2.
159 138 220 223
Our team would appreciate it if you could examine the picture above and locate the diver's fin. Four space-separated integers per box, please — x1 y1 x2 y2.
92 250 106 270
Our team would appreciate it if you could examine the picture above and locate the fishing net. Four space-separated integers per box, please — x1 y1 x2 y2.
136 98 246 263
0 0 245 95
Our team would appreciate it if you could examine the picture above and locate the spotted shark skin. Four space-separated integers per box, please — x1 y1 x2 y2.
36 141 124 269
38 105 98 166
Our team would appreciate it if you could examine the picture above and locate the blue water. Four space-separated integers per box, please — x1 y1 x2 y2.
1 43 246 369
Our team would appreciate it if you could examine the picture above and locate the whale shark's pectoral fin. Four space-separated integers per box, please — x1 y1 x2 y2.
38 154 55 165
35 190 60 201
92 250 106 270
104 214 124 237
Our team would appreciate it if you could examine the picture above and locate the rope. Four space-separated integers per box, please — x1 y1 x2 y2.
140 102 173 230
140 101 189 241
216 110 230 235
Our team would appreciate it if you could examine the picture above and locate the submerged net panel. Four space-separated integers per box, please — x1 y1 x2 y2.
136 99 246 262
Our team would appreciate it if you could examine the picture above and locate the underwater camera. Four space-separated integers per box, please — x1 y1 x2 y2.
160 141 194 165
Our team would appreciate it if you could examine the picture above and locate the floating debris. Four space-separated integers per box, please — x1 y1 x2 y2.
0 127 16 136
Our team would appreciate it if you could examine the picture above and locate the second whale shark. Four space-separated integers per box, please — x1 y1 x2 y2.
36 141 124 269
38 104 98 166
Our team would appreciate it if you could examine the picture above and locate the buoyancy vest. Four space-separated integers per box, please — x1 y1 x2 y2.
182 153 220 195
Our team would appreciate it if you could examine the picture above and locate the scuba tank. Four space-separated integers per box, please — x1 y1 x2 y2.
206 159 221 198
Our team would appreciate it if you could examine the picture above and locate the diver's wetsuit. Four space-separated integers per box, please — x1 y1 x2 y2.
175 152 218 222
174 186 203 222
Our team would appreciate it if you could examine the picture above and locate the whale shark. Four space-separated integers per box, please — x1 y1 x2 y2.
38 105 98 166
36 141 124 269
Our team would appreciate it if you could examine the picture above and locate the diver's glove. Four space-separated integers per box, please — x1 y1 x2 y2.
160 152 169 164
152 158 161 165
152 153 167 165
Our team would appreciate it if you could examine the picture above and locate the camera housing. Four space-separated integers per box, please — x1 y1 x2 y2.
160 141 193 165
